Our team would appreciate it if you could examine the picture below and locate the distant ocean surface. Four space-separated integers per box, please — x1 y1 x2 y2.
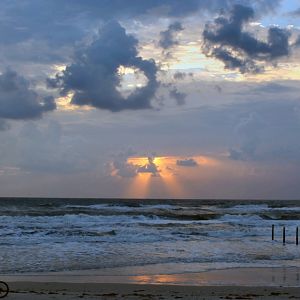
0 199 300 275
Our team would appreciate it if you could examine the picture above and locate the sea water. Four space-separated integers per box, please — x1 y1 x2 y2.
0 199 299 275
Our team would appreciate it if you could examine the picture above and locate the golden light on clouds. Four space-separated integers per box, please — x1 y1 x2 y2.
52 64 66 73
141 40 300 82
243 63 300 82
50 65 93 112
56 92 94 112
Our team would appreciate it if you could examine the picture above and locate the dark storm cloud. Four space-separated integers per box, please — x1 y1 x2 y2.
0 0 281 46
159 22 184 49
56 0 282 17
169 88 187 105
202 4 291 73
0 69 56 120
0 0 282 70
210 48 262 73
48 21 159 112
0 0 89 59
176 158 198 167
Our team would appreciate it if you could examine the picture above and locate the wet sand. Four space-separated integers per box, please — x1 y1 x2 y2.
2 267 300 299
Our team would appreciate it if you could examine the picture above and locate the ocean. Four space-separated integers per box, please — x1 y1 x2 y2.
0 199 299 275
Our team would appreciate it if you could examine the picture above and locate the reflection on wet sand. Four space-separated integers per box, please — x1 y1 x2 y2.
1 267 300 287
131 267 300 286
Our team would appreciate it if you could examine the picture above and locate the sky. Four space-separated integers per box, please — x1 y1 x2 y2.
0 0 300 199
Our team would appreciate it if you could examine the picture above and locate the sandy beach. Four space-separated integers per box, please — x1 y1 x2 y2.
4 282 300 299
2 267 300 299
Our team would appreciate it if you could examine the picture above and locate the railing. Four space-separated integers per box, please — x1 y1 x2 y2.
272 225 299 245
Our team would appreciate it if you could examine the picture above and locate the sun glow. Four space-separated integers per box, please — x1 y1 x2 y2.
123 155 219 198
126 173 152 198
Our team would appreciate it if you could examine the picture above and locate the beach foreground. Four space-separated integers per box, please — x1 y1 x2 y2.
5 282 300 299
2 268 300 299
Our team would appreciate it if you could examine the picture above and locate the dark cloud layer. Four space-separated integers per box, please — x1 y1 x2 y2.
0 69 56 120
159 22 184 50
0 1 281 48
203 4 291 73
48 21 159 112
0 0 283 70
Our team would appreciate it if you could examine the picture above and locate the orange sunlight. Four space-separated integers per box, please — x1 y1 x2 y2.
122 155 220 198
125 173 152 198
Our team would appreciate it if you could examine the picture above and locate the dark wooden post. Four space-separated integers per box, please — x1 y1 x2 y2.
296 227 299 246
272 224 275 240
283 226 286 244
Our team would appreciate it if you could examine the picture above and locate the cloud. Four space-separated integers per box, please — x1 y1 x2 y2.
137 156 160 176
110 149 138 178
111 153 160 178
176 158 198 167
173 72 187 80
0 0 283 79
227 100 300 161
229 112 264 161
173 72 194 81
289 8 300 16
214 85 222 93
0 1 281 49
210 48 262 73
0 120 94 173
159 21 184 50
169 87 187 105
250 82 300 94
112 160 138 178
0 69 56 120
48 21 159 112
202 4 291 73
